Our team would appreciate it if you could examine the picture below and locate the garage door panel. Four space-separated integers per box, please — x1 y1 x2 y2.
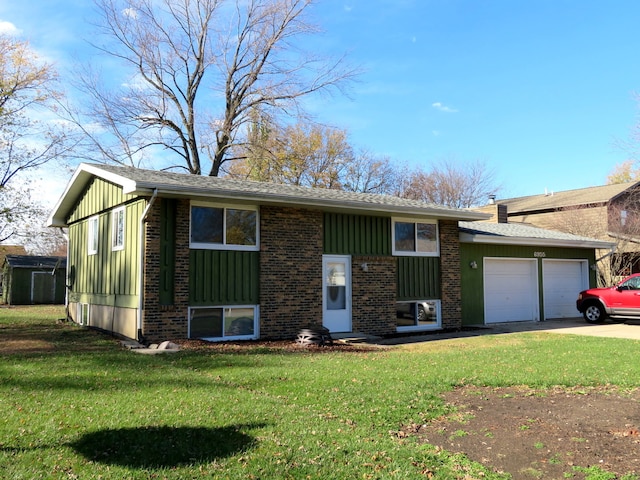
543 260 587 319
484 259 538 323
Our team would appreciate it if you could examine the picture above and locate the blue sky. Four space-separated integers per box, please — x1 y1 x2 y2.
1 0 640 201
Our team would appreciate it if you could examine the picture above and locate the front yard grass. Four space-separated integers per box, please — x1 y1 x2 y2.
2 305 640 479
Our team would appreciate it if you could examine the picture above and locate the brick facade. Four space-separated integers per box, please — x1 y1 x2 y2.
141 199 190 342
351 255 397 336
137 201 463 341
439 220 462 329
259 206 324 340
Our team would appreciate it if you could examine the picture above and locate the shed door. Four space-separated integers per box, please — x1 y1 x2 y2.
484 258 539 323
32 272 55 304
543 259 588 319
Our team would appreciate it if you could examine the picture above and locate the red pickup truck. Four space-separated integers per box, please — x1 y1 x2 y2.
576 273 640 323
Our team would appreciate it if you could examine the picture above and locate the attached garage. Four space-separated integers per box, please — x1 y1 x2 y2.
460 222 614 327
542 259 589 319
484 258 538 323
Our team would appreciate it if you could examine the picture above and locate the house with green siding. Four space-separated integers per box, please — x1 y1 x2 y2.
459 217 614 326
47 163 489 342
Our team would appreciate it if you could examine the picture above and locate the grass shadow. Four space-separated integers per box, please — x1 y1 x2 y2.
70 424 264 468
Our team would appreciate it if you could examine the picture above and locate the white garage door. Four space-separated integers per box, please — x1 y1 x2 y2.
484 258 539 323
543 260 588 319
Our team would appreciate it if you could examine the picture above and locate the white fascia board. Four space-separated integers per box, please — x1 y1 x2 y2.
460 232 616 249
47 163 138 227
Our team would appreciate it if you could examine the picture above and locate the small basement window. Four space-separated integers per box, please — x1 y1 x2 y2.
189 306 258 341
396 300 441 331
77 303 90 326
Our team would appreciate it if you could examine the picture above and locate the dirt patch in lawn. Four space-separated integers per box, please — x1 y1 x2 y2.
0 339 55 354
405 386 640 479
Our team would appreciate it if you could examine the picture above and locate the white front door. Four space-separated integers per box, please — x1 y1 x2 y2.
322 255 352 333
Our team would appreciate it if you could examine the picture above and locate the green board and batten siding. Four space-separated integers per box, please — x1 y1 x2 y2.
67 177 138 223
460 243 598 326
66 178 144 308
323 213 391 255
189 250 259 305
396 257 440 300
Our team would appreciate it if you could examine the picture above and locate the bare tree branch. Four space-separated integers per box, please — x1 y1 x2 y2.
72 0 357 176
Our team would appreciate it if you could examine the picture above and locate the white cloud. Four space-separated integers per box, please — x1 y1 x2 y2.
344 4 353 12
0 20 20 35
432 102 458 113
122 7 137 19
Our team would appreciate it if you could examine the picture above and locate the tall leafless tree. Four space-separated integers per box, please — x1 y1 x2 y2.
74 0 357 176
399 158 500 208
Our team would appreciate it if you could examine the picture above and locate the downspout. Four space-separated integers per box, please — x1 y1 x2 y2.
59 228 70 321
137 189 159 343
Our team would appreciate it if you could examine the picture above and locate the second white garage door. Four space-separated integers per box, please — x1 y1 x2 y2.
542 259 588 319
484 258 539 323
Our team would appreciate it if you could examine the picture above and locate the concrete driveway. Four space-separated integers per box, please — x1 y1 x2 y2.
375 317 640 345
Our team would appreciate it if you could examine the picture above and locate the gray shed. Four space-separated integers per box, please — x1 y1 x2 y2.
1 255 67 305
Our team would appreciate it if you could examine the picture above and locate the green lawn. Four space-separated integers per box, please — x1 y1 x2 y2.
2 306 640 479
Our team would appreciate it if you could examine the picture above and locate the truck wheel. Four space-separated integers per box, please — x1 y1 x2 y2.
583 304 605 323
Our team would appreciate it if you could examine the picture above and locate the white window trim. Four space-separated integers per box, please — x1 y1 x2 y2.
188 305 259 341
392 218 440 257
111 206 126 251
189 201 260 251
88 216 99 255
396 299 441 332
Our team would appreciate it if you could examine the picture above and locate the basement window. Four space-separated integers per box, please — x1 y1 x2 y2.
395 300 441 331
189 306 258 341
77 303 90 326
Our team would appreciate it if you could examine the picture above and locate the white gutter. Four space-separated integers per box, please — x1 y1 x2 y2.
459 232 616 250
137 189 158 341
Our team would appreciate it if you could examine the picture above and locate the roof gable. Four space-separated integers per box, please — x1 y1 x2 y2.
48 163 490 227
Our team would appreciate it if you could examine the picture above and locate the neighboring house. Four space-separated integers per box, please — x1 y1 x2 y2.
476 182 640 282
459 219 614 327
47 163 489 342
1 255 67 305
0 245 28 267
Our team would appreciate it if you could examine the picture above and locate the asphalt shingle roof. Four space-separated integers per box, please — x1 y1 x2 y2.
49 163 489 226
459 221 614 248
495 182 639 213
4 255 66 269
